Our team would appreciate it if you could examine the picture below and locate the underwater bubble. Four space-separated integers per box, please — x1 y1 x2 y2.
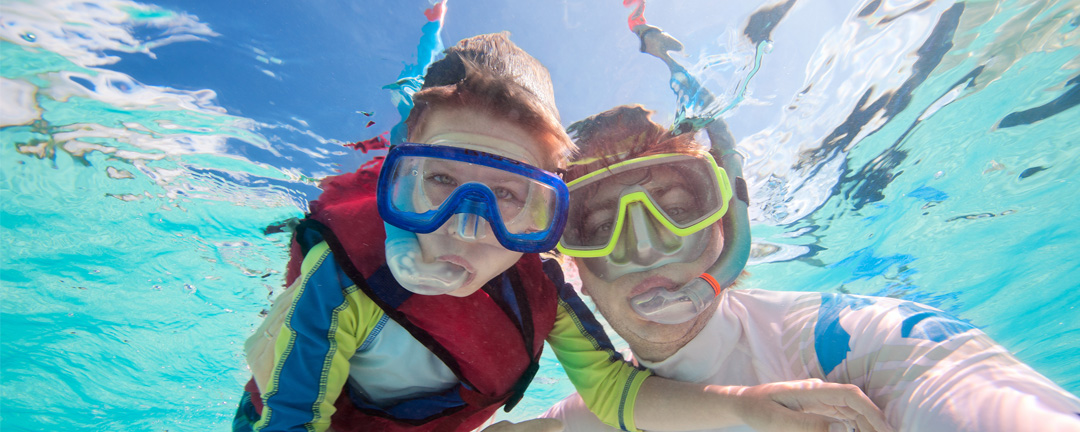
20 32 36 42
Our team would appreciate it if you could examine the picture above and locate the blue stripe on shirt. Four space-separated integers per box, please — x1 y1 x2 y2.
260 251 350 431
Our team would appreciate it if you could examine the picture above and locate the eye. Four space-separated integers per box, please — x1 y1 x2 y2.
427 173 457 186
491 181 530 205
583 220 614 242
656 186 699 223
593 222 614 235
492 187 516 200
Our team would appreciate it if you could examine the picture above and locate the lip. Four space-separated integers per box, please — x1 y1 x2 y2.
438 254 477 285
628 275 677 299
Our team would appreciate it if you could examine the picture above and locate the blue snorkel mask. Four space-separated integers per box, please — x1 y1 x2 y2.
377 143 570 295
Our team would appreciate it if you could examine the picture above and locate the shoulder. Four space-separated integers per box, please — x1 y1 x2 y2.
293 241 381 318
810 294 977 343
720 289 823 331
795 293 984 380
300 241 334 275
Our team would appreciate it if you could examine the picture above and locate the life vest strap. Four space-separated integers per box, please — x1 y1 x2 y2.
292 217 539 416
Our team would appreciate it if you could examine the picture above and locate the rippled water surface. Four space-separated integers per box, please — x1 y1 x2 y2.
2 0 1078 430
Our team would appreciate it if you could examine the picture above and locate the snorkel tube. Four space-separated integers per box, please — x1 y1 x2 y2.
380 1 465 296
628 122 751 323
626 23 753 324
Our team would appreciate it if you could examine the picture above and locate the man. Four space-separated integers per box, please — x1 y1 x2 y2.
543 26 1080 432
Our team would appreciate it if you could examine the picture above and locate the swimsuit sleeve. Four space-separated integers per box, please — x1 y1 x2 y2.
253 242 384 432
807 294 1080 431
545 279 652 432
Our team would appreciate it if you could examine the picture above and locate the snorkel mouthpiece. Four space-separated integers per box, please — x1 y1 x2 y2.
630 275 722 324
617 23 753 324
629 146 751 324
384 223 468 295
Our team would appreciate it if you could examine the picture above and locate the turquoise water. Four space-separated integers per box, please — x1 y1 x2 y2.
2 0 1078 430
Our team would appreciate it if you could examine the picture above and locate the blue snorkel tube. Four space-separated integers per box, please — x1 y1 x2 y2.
627 24 753 324
382 1 470 296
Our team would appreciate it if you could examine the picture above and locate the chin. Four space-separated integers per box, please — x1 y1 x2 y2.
444 280 483 297
616 306 709 357
631 318 697 342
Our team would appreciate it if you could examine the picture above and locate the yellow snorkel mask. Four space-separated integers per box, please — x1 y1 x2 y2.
558 136 751 325
557 22 753 324
557 152 732 258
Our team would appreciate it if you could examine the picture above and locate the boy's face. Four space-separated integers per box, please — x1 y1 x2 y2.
409 106 551 297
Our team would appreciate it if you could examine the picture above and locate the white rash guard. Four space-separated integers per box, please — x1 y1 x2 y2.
543 289 1080 432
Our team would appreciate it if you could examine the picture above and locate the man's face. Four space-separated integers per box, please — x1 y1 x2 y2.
409 106 549 297
578 217 724 362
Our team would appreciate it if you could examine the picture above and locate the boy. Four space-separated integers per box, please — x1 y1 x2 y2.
236 33 890 432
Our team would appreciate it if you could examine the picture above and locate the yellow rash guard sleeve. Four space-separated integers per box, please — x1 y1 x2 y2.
546 282 651 432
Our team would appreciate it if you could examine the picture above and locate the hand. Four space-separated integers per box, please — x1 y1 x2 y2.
730 379 894 432
481 419 563 432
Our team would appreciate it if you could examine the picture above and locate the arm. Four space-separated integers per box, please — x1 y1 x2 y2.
545 282 651 431
253 242 381 432
541 392 615 432
548 280 891 432
634 377 891 431
832 297 1080 431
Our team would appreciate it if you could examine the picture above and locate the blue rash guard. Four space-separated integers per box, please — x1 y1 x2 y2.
246 241 651 432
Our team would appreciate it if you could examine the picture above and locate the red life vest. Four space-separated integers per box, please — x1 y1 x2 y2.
252 169 559 432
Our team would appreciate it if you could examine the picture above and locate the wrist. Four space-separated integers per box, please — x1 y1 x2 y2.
703 385 755 424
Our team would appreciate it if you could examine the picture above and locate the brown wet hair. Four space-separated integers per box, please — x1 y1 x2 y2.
565 104 707 182
405 33 574 171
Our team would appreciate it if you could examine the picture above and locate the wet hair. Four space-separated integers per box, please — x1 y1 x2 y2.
405 33 574 171
565 104 707 182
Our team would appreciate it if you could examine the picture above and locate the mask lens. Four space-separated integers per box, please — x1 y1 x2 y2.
387 154 558 234
561 155 724 253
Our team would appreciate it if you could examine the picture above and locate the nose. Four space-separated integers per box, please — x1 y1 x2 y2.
448 213 489 242
445 194 492 242
610 203 682 267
